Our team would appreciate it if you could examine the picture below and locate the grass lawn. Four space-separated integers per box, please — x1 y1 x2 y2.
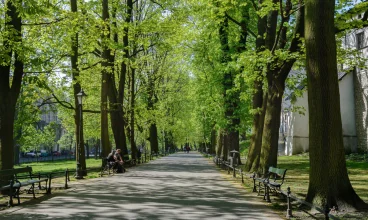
210 153 368 218
14 158 103 179
273 155 368 202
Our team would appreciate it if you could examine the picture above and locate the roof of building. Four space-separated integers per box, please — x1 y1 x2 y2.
285 71 349 101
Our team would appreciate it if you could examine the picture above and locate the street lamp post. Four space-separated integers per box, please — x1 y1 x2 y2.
76 89 87 179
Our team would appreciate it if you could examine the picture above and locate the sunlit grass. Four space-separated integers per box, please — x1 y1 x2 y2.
277 155 368 202
236 154 368 203
13 158 103 181
14 158 102 173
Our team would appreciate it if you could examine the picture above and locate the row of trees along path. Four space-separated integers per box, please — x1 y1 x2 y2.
1 0 368 214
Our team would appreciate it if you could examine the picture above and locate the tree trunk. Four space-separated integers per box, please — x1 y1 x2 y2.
219 14 241 164
147 68 159 153
149 124 159 153
246 90 267 172
0 0 23 170
210 126 216 154
260 80 283 174
107 54 128 155
216 130 224 158
86 140 89 159
305 0 368 210
258 0 304 175
245 1 267 171
130 67 137 160
101 0 111 159
71 0 86 176
164 131 174 152
257 0 279 175
222 132 229 161
107 0 129 156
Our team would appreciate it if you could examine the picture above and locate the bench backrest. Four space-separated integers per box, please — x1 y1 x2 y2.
271 168 287 184
268 166 277 173
123 154 130 161
0 167 32 176
0 167 33 186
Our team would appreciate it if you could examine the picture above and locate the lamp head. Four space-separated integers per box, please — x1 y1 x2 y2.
76 89 87 105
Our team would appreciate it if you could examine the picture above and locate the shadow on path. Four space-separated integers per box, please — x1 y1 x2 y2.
1 152 281 220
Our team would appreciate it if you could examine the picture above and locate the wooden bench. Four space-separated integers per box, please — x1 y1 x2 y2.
253 166 287 201
123 154 136 167
267 168 287 192
0 167 49 206
100 158 117 176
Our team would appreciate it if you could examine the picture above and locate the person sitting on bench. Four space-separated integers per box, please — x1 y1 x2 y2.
107 150 116 168
114 149 126 173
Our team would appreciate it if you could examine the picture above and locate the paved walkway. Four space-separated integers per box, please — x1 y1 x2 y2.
1 152 282 220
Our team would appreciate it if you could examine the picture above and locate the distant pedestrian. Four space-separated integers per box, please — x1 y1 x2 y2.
137 147 142 164
186 146 190 153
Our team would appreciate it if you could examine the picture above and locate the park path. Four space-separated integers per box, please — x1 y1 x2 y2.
1 152 282 220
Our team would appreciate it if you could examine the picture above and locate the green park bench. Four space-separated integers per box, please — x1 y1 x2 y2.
253 166 287 201
123 154 136 167
100 157 118 176
0 167 49 206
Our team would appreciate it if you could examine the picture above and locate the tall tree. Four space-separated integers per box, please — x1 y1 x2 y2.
147 53 160 153
259 0 304 175
305 0 368 210
0 0 23 170
129 66 138 160
106 0 132 157
244 0 267 172
100 0 112 158
70 0 87 176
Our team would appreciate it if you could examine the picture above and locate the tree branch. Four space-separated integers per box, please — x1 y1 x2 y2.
225 12 241 26
250 0 258 11
93 48 101 57
271 0 292 53
150 0 165 10
225 12 257 38
51 93 74 110
23 18 65 26
80 61 101 71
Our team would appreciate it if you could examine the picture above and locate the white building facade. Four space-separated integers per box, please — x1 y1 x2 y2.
280 26 368 155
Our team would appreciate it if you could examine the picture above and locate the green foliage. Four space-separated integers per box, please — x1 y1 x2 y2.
4 0 367 160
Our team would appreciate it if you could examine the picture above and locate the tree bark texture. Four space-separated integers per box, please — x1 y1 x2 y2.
70 0 87 176
305 0 368 210
106 0 131 156
130 67 137 160
0 0 23 170
246 91 267 172
101 0 111 159
245 0 267 172
107 48 128 155
219 15 241 163
260 80 283 174
210 127 216 154
149 124 159 153
259 0 304 175
216 130 224 158
147 67 159 153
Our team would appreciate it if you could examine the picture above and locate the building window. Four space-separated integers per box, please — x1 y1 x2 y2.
356 32 364 49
